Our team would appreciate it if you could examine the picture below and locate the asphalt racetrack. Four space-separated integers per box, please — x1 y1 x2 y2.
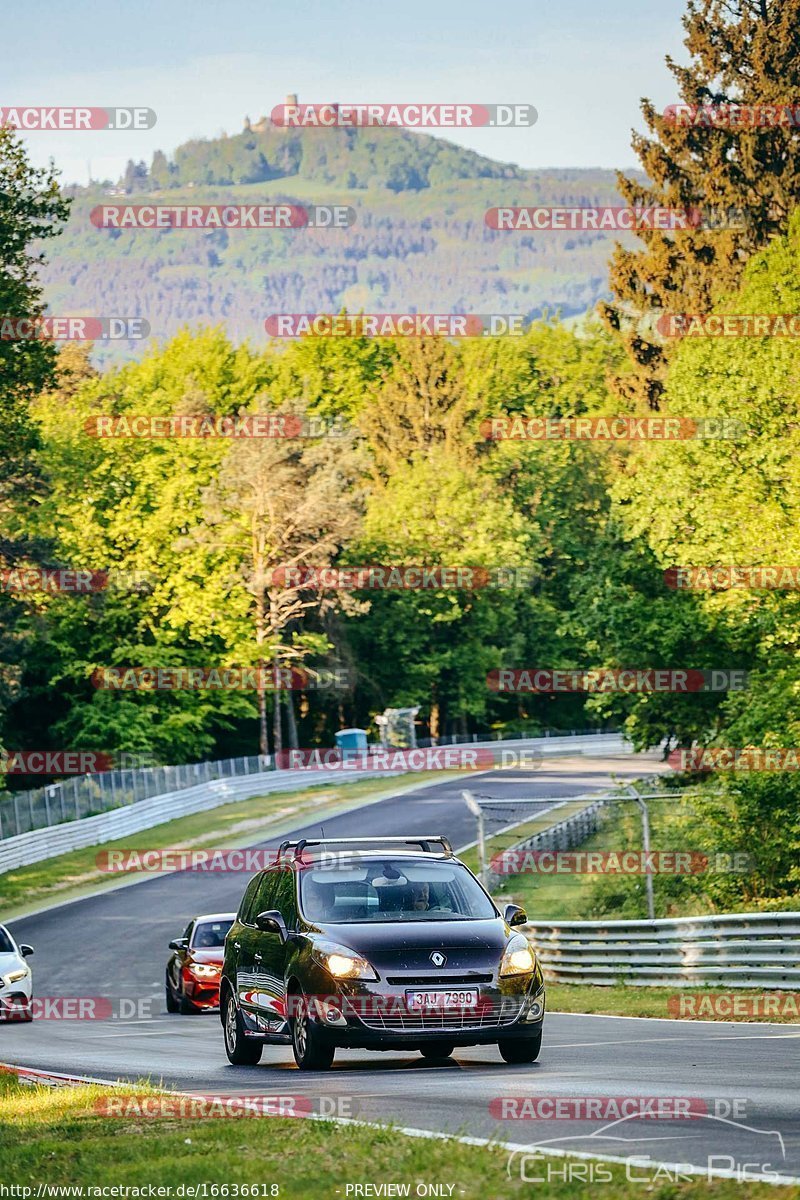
4 754 800 1184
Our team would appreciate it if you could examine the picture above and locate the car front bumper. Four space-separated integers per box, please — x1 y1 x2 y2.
0 979 33 1020
237 966 545 1048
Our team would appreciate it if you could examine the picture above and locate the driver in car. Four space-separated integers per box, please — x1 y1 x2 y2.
410 882 431 911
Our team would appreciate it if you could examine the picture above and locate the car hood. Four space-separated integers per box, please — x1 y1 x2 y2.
187 949 224 965
311 918 509 973
0 951 25 976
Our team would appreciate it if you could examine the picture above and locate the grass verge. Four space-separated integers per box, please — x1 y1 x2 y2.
459 798 596 878
1 1073 797 1197
0 772 447 918
547 983 800 1022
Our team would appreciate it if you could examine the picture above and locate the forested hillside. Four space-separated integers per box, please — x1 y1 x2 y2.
44 126 634 364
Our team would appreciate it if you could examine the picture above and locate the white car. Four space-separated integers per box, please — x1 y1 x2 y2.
0 924 34 1021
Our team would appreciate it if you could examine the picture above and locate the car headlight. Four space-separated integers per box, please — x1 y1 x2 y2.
500 934 535 977
311 941 377 981
188 963 220 979
3 968 29 986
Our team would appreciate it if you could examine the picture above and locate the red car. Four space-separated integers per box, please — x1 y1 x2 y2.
166 912 234 1013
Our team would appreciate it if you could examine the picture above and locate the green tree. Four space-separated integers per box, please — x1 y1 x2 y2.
601 0 800 410
0 125 69 769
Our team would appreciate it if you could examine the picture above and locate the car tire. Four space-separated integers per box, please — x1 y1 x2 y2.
178 987 195 1015
291 991 335 1071
165 974 180 1013
419 1043 455 1059
498 1029 542 1064
222 990 263 1066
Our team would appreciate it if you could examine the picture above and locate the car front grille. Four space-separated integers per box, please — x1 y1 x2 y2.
353 994 524 1032
385 973 493 985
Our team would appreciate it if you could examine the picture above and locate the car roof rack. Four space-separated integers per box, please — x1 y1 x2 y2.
276 835 453 863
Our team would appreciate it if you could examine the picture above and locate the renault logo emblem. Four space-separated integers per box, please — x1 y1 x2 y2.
430 951 446 967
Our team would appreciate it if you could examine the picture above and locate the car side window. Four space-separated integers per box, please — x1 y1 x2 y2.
182 921 193 942
272 868 298 928
248 872 278 923
238 875 262 925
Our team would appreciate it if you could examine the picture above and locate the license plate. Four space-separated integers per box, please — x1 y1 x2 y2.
406 989 479 1011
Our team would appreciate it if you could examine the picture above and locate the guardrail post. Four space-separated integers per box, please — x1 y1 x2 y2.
626 782 655 920
462 790 487 886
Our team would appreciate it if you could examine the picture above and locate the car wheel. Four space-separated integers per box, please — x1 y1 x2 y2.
291 992 335 1071
419 1042 455 1059
222 990 262 1066
165 973 180 1013
498 1030 542 1064
178 986 195 1015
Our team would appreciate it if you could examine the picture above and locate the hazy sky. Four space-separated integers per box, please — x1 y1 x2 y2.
7 0 689 185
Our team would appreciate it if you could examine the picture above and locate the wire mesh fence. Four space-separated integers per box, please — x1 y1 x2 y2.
0 754 270 840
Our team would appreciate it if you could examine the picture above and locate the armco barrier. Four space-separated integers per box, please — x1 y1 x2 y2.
0 733 632 874
527 911 800 988
0 767 384 875
485 798 606 890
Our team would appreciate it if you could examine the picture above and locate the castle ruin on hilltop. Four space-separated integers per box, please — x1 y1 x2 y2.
244 94 297 134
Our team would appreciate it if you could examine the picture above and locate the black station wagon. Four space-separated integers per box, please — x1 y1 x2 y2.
220 836 545 1070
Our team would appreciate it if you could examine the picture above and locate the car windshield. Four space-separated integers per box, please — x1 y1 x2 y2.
298 859 496 923
190 919 233 948
0 928 14 954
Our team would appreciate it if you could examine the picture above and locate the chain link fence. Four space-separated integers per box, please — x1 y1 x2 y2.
0 754 270 839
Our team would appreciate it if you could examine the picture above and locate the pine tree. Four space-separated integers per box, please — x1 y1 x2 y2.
601 0 800 410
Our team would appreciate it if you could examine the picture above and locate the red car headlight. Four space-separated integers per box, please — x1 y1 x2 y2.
187 963 220 980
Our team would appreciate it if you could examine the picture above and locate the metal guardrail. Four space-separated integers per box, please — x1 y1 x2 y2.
526 912 800 988
0 732 632 875
0 766 392 875
0 727 627 842
484 798 606 890
0 755 271 840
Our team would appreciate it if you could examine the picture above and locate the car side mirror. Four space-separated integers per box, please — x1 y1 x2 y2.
168 938 189 951
20 944 34 957
504 903 527 928
255 910 288 942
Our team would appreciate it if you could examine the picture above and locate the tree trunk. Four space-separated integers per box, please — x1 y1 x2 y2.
258 663 269 757
272 669 283 758
255 590 269 757
285 691 299 749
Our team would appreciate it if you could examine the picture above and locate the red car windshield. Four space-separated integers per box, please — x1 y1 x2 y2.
191 920 233 948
